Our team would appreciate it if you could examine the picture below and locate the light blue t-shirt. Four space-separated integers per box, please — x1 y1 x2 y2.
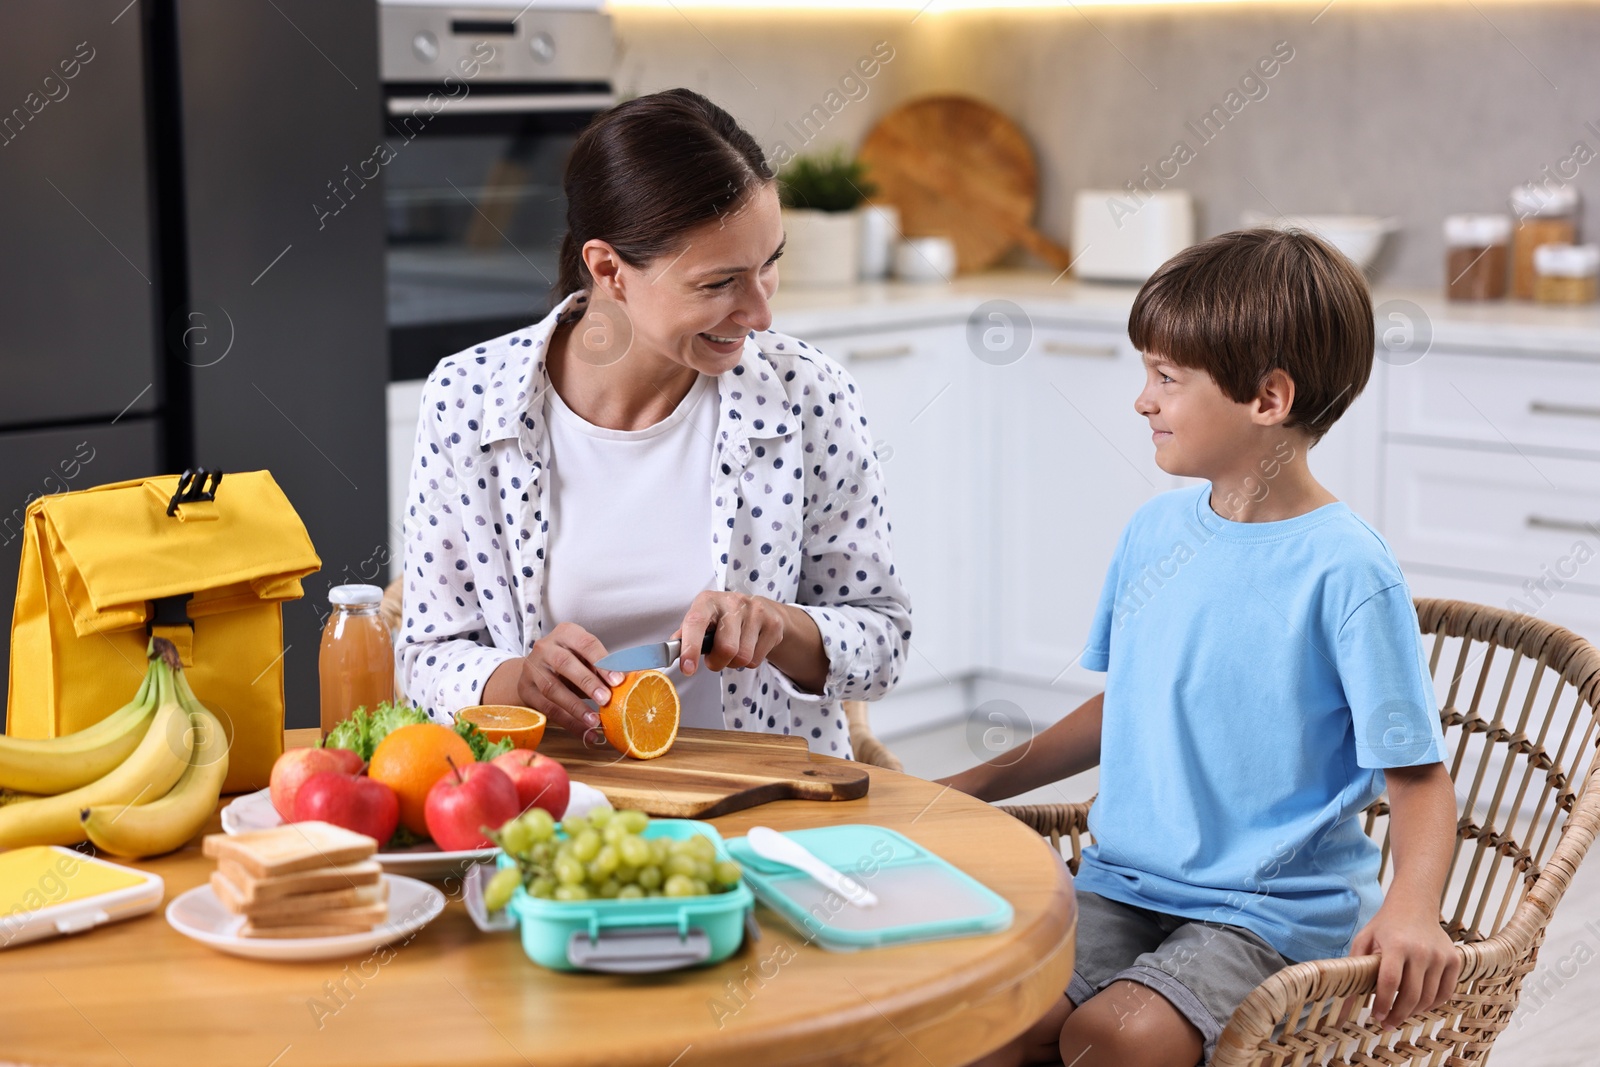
1074 484 1445 963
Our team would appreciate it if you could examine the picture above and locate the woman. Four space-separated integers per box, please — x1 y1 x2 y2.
396 89 911 758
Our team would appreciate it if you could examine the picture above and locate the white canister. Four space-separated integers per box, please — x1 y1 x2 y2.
777 207 861 287
858 202 901 281
894 236 957 283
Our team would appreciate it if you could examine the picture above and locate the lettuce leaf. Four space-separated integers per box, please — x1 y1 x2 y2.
454 719 514 761
320 700 431 761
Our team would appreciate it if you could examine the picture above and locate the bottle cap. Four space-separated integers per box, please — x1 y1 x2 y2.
328 584 384 606
1533 243 1600 277
1510 183 1579 218
1444 214 1512 246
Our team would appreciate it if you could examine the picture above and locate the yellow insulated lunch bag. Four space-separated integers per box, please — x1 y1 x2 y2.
5 469 321 794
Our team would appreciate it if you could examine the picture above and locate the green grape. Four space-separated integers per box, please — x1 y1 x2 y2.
637 865 663 890
684 835 717 863
616 884 645 900
619 835 653 868
689 879 710 897
523 808 556 842
602 822 630 845
663 874 697 898
614 863 639 885
713 860 743 887
529 876 557 899
498 819 535 857
587 807 614 828
589 844 620 878
692 860 714 883
617 810 650 834
529 841 555 868
665 853 698 879
483 867 521 912
651 838 671 865
572 829 602 863
554 855 586 886
560 816 590 838
553 884 590 902
596 878 621 899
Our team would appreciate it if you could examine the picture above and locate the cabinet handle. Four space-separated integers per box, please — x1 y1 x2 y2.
1040 339 1119 359
1526 514 1598 535
847 343 914 362
1529 400 1600 420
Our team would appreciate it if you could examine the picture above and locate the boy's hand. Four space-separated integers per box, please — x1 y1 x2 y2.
1351 900 1460 1028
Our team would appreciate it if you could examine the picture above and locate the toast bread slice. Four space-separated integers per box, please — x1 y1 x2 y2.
212 871 388 916
214 858 382 905
243 900 389 929
239 916 385 939
203 822 377 879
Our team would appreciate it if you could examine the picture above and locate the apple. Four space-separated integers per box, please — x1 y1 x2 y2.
293 771 399 844
491 750 570 819
424 758 520 851
269 747 364 820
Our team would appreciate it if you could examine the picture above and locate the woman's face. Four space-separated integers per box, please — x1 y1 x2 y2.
604 182 784 376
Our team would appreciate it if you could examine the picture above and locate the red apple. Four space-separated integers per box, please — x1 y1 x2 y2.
491 750 570 819
293 771 399 844
424 758 520 851
270 748 364 820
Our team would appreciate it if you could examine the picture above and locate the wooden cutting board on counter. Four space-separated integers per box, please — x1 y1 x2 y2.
537 727 871 819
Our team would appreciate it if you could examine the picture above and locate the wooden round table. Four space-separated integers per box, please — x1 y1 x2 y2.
2 733 1076 1067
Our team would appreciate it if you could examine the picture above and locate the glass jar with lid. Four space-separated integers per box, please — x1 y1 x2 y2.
319 584 395 739
1510 184 1579 300
1444 214 1511 301
1533 243 1599 305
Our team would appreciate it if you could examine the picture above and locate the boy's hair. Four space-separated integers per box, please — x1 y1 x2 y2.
1127 227 1374 443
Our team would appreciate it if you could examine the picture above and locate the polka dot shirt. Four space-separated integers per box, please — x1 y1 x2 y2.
395 289 912 758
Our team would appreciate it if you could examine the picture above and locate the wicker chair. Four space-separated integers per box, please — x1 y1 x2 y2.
382 578 906 771
1001 598 1600 1066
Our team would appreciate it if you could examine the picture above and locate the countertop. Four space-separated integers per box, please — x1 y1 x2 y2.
768 269 1600 358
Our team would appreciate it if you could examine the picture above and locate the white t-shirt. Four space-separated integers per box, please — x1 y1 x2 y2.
541 373 724 728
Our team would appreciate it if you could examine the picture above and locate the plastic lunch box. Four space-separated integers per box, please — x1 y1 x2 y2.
465 818 754 973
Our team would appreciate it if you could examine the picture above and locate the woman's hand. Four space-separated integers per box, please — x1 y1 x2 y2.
677 591 829 693
486 622 624 738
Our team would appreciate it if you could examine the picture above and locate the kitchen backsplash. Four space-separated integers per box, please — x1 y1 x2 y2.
612 2 1600 290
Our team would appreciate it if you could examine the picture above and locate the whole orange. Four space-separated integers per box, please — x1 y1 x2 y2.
368 723 475 837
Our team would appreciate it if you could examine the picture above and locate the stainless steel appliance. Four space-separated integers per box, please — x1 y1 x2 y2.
378 1 617 380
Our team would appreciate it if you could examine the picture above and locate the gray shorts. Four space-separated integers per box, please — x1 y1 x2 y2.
1067 890 1292 1064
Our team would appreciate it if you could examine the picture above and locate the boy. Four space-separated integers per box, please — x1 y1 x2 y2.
946 229 1461 1067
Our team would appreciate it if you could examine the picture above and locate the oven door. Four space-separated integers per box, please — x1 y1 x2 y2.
382 86 612 381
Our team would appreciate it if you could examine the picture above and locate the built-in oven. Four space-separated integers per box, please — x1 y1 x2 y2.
378 1 617 382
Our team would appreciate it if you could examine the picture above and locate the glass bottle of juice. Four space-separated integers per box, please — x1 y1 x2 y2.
319 584 394 740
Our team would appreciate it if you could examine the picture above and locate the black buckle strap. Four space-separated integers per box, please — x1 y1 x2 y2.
148 592 194 633
166 468 223 517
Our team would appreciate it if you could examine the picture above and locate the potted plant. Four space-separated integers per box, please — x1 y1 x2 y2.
778 146 877 286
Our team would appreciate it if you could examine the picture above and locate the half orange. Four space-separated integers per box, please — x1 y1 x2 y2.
598 670 680 760
457 704 547 751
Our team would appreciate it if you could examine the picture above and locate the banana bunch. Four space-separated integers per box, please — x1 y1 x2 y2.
0 638 228 857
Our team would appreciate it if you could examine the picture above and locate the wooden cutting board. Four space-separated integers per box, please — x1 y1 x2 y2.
858 95 1074 273
537 727 870 819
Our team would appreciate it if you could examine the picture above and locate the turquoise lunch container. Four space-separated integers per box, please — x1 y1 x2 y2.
492 818 753 973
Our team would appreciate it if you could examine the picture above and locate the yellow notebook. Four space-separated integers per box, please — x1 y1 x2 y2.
0 846 164 948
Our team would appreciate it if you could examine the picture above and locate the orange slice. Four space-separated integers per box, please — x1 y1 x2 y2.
598 670 680 760
457 704 547 750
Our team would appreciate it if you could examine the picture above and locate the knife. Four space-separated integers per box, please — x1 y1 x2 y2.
595 622 717 673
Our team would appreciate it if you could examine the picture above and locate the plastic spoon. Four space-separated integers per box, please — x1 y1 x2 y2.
745 826 878 908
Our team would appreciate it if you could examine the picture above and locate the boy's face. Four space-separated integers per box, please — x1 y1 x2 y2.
1134 352 1260 479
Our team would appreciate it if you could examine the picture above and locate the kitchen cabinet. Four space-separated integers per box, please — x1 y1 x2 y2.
819 325 981 692
984 322 1174 690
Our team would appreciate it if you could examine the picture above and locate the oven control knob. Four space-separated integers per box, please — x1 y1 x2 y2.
529 30 556 63
412 31 440 64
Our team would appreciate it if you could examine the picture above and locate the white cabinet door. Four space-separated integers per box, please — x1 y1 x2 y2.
821 325 978 693
986 322 1173 688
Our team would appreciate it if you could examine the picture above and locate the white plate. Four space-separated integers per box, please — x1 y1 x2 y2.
220 781 611 881
166 874 445 962
221 788 495 879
